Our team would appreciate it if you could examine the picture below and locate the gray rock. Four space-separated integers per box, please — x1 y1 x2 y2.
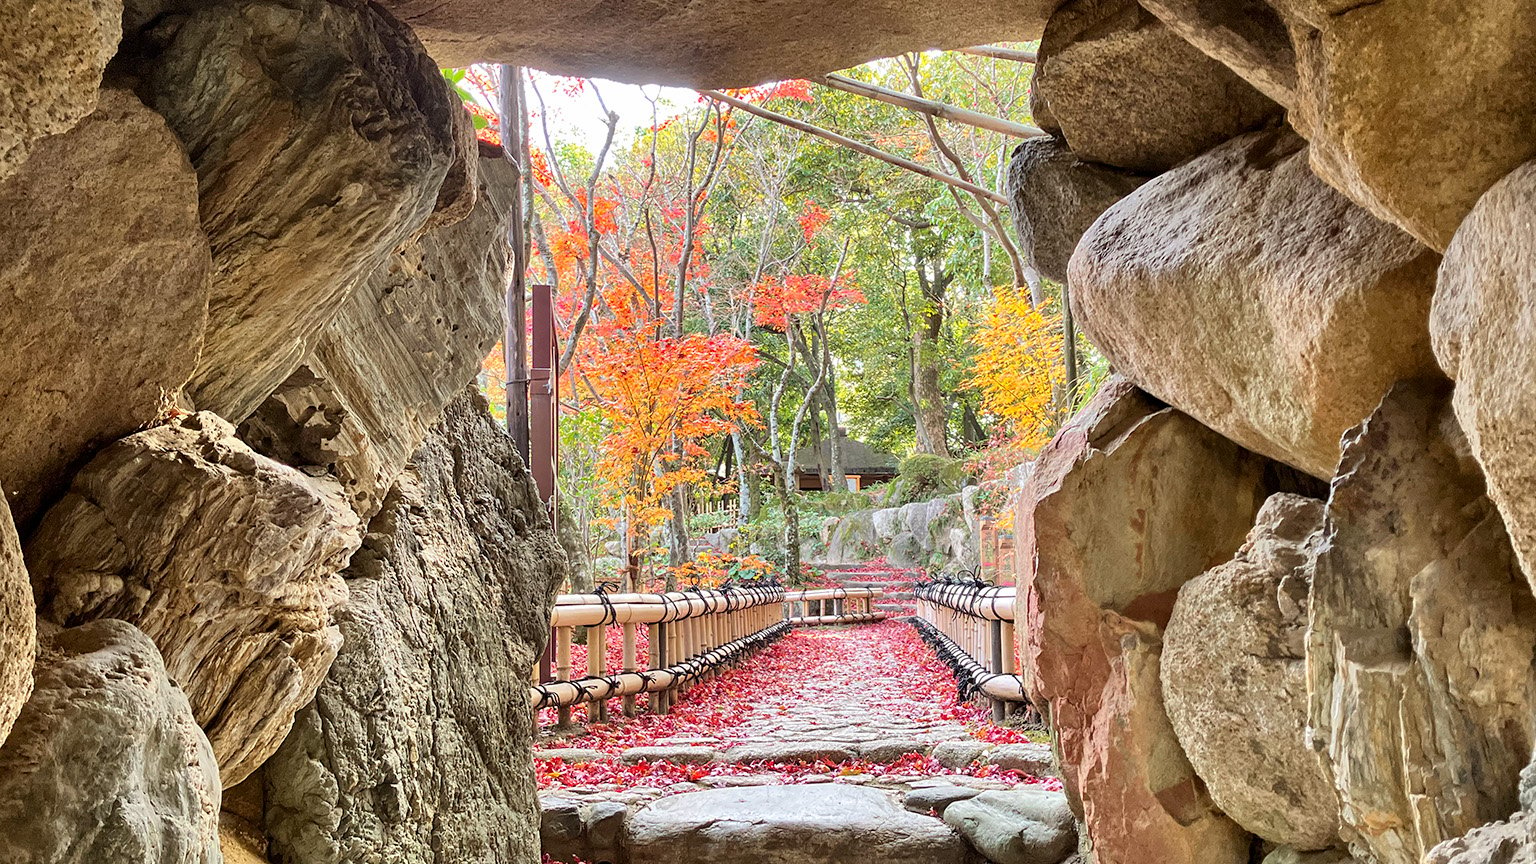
140 0 464 420
721 741 858 765
1425 811 1536 864
622 746 718 765
0 619 222 864
0 0 120 180
904 785 981 816
984 743 1056 778
1005 137 1147 286
262 391 566 864
240 149 514 520
1136 0 1296 107
857 740 932 763
1264 849 1355 864
1031 0 1279 173
535 748 611 763
541 795 628 864
0 86 209 529
1306 380 1536 864
625 784 970 864
1162 493 1339 849
28 411 363 786
932 740 989 770
943 789 1078 864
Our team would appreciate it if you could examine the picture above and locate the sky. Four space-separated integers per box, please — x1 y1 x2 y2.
527 75 695 152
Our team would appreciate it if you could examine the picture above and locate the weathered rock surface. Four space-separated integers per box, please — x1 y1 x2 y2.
1031 0 1279 173
540 795 628 864
1272 0 1536 249
943 789 1077 864
820 486 981 569
0 0 121 180
1136 0 1296 107
1425 812 1536 864
0 487 31 750
0 86 209 528
1162 493 1338 848
136 0 464 420
0 619 221 863
625 785 970 864
1005 137 1147 287
1307 379 1536 864
26 411 362 787
1017 376 1279 864
1433 160 1536 592
905 785 982 816
380 0 1054 85
240 148 513 518
263 390 565 864
1071 128 1439 480
933 740 990 770
983 743 1056 778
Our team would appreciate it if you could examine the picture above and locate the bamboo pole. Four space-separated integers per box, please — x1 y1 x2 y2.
590 624 609 722
622 622 637 716
555 627 573 725
814 73 1043 139
697 89 1011 205
955 44 1039 64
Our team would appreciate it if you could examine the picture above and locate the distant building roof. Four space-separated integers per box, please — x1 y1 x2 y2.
793 431 899 476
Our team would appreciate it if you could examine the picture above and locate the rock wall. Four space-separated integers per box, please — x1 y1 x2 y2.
264 390 564 864
818 485 985 570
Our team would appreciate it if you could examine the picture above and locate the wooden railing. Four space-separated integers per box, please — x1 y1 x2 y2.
912 578 1027 720
533 583 885 727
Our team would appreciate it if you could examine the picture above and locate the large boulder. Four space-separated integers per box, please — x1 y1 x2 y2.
1005 137 1147 287
942 789 1078 864
239 147 513 519
0 619 221 864
1137 0 1297 107
1425 811 1536 864
0 0 121 180
1016 377 1280 864
1071 128 1440 480
379 0 1054 84
1306 379 1536 864
1433 160 1536 591
1030 0 1279 173
263 390 565 864
0 86 209 528
624 784 971 864
1272 0 1536 249
135 0 465 420
26 412 363 787
1161 493 1339 849
0 486 31 750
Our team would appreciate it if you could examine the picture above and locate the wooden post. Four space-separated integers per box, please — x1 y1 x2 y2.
590 624 609 722
499 65 531 461
530 284 558 518
622 622 637 716
556 626 573 726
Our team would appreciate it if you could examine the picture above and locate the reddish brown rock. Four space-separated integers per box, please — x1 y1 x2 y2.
1015 377 1274 864
0 487 31 750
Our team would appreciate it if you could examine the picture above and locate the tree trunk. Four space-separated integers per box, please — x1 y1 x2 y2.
911 251 953 457
667 482 690 570
771 460 801 584
817 314 849 492
733 431 762 524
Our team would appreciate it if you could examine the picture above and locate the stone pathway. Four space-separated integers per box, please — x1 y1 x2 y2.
536 608 1064 863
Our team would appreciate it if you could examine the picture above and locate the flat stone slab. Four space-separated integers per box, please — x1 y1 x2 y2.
533 748 610 763
625 784 971 864
857 739 934 763
984 743 1056 777
932 740 990 769
720 741 858 765
904 785 982 815
621 746 719 765
943 789 1077 864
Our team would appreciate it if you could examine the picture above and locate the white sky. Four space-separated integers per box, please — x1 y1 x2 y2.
526 74 696 153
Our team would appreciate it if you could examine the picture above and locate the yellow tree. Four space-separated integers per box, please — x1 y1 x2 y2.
966 285 1066 452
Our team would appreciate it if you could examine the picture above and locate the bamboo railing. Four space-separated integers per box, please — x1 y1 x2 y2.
912 578 1027 720
532 583 885 727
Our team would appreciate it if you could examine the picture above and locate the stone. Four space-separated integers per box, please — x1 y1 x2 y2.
983 743 1056 778
1136 0 1296 107
26 411 363 787
0 86 209 528
1272 0 1536 249
1264 849 1355 864
622 746 719 765
239 148 514 519
1017 377 1280 864
1031 0 1279 173
0 0 120 180
537 748 613 763
380 0 1055 85
1005 137 1148 287
943 789 1078 864
932 740 989 770
625 785 970 864
0 619 221 863
1425 812 1536 864
263 390 565 864
857 740 932 763
904 785 981 816
1433 160 1536 590
1306 379 1536 864
1071 128 1440 480
1161 493 1339 849
721 741 858 765
0 487 31 750
540 795 629 864
136 0 465 419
